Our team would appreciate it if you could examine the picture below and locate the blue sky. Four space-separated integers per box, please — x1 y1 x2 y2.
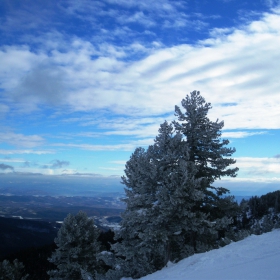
0 0 280 196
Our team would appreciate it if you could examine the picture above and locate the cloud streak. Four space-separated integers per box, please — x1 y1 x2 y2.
53 139 154 151
233 157 280 177
222 131 267 138
0 132 44 148
0 9 279 130
0 149 54 155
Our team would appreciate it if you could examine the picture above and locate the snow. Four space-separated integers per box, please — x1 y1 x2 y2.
122 229 280 280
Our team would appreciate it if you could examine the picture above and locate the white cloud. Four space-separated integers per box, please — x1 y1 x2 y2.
1 9 280 129
210 156 280 195
99 167 124 171
64 0 188 31
0 132 44 148
221 176 280 183
110 160 127 165
0 45 46 87
0 149 54 155
53 138 154 151
0 158 26 163
234 157 280 177
222 131 266 138
93 116 174 137
214 156 280 195
104 0 177 11
117 11 156 27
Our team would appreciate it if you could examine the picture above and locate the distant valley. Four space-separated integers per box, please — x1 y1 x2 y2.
0 194 125 221
0 192 250 260
0 194 125 259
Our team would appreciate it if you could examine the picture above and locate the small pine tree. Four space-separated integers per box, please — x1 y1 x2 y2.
48 211 100 280
110 146 162 278
0 259 28 280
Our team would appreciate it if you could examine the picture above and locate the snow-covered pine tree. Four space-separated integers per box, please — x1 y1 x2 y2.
173 91 238 237
174 90 238 185
109 122 212 278
0 259 28 280
150 121 233 261
48 211 100 280
108 92 239 279
150 121 208 262
108 146 163 279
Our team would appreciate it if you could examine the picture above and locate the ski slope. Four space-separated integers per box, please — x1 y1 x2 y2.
125 229 280 280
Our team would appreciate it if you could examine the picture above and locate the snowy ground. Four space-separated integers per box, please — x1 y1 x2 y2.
123 229 280 280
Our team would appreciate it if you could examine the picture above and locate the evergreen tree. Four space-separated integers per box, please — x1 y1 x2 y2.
0 259 28 280
48 211 100 280
109 146 162 278
109 91 239 279
174 90 238 184
173 91 238 224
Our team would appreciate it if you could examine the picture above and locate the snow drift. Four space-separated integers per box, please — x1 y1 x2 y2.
124 229 280 280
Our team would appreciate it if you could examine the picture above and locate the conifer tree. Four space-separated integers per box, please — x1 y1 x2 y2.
173 90 238 219
48 211 100 280
0 259 28 280
109 146 162 278
111 122 210 278
150 121 206 261
174 91 238 182
109 91 238 279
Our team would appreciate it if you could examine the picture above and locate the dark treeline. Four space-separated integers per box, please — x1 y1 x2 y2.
247 190 280 218
237 190 280 235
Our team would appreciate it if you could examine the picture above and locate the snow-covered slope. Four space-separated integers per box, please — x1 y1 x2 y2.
126 229 280 280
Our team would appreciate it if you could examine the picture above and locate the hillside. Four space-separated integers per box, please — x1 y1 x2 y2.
127 229 280 280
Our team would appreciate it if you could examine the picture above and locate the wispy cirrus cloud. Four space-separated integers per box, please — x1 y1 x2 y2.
222 131 267 138
53 138 154 151
0 158 26 163
110 160 127 165
64 0 189 28
0 149 54 155
233 157 280 177
1 8 279 132
0 132 44 148
3 10 279 129
117 11 156 27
